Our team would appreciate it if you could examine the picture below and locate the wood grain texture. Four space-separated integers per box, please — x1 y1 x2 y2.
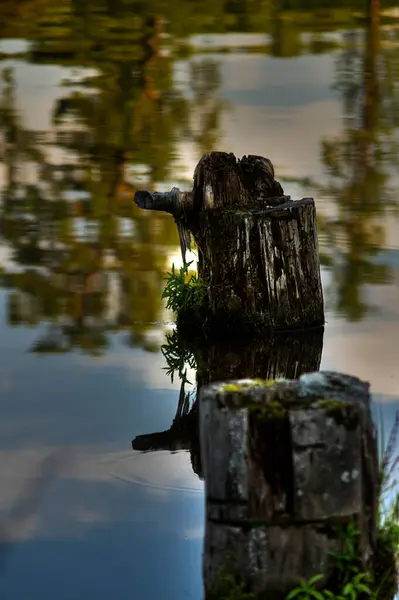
135 151 325 334
200 371 378 598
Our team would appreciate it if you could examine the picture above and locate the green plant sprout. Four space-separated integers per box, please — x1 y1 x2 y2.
286 526 373 600
286 574 325 600
161 261 205 314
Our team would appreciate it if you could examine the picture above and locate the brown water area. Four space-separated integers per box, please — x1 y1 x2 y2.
0 1 398 598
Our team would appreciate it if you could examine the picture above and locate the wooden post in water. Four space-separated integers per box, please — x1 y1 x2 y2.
134 152 324 335
199 371 378 599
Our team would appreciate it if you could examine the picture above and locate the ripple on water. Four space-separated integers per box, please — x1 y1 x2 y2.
110 450 204 495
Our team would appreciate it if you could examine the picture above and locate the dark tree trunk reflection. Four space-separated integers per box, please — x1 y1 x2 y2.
132 329 324 479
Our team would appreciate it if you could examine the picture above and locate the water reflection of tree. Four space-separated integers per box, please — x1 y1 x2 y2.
0 65 169 354
0 3 224 354
2 0 398 348
307 0 399 320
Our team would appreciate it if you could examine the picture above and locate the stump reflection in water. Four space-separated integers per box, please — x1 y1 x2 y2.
132 328 324 480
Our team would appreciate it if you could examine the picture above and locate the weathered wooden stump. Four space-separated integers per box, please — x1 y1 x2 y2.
200 371 378 599
135 152 324 334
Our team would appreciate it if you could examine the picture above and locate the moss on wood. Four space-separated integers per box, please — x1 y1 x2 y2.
215 383 362 430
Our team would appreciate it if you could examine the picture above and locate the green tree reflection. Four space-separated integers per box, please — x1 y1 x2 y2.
1 0 398 351
302 0 399 320
0 3 224 354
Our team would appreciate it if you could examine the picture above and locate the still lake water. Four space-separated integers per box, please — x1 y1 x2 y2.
0 2 398 599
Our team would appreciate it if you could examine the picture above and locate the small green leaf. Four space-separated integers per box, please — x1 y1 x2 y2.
356 584 371 594
286 589 301 600
308 574 324 585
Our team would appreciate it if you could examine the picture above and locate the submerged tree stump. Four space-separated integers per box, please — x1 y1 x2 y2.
135 152 324 334
199 371 378 599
